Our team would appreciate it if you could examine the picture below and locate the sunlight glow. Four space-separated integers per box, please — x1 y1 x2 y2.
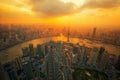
60 0 85 6
0 3 33 15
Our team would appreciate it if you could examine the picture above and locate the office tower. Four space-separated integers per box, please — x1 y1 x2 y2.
29 43 34 56
0 63 10 80
72 45 79 64
77 45 81 62
56 41 63 64
33 48 37 56
115 55 120 80
108 54 116 66
4 63 18 80
29 44 34 51
97 47 105 62
67 27 70 42
23 61 34 80
73 45 79 54
98 51 109 70
92 27 96 39
45 45 48 55
99 47 105 55
105 57 116 80
15 57 22 70
37 44 41 56
37 44 44 58
115 55 120 71
22 47 29 57
79 44 87 65
89 47 99 66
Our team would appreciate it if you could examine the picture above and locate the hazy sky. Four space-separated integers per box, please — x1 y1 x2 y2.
0 0 120 29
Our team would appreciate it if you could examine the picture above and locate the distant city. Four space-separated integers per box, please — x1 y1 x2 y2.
0 24 120 80
0 24 120 51
1 0 120 80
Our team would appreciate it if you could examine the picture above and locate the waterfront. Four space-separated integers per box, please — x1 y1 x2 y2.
0 35 120 64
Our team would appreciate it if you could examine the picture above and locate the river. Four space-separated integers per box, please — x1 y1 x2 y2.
0 35 120 64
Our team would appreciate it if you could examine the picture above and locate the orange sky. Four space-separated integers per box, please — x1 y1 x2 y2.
0 0 120 29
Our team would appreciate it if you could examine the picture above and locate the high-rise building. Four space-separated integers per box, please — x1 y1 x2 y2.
97 47 105 62
98 51 109 70
0 63 10 80
92 27 96 39
56 41 63 65
73 45 79 54
4 63 18 80
29 44 34 51
22 47 29 57
79 44 87 65
44 45 48 55
67 27 70 42
115 55 120 71
37 44 44 58
29 44 34 56
23 61 34 80
14 57 22 70
89 47 99 66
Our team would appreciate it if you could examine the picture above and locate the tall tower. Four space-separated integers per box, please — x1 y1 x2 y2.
56 41 63 65
4 63 18 80
23 62 34 80
92 27 96 39
79 44 87 65
29 44 34 56
0 63 10 80
89 47 99 66
67 27 70 42
37 44 44 58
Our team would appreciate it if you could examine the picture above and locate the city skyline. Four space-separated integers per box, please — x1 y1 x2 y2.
0 1 120 80
0 0 120 29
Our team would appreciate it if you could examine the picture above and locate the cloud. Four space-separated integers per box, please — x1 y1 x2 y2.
29 0 77 17
1 0 120 18
29 0 120 17
82 0 120 9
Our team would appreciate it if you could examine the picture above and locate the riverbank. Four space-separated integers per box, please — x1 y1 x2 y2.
0 36 120 64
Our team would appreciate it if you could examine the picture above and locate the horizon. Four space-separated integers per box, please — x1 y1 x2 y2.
0 0 120 30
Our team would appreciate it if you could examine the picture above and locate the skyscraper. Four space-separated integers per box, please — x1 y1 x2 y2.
23 61 34 80
22 47 29 57
4 63 18 80
29 44 34 56
89 47 99 66
15 57 22 70
97 47 105 62
98 51 109 70
79 44 87 65
37 44 44 58
56 41 63 65
67 27 70 42
115 55 120 71
0 63 10 80
92 27 96 39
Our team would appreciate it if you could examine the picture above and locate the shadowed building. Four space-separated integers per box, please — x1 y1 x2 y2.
92 28 97 39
